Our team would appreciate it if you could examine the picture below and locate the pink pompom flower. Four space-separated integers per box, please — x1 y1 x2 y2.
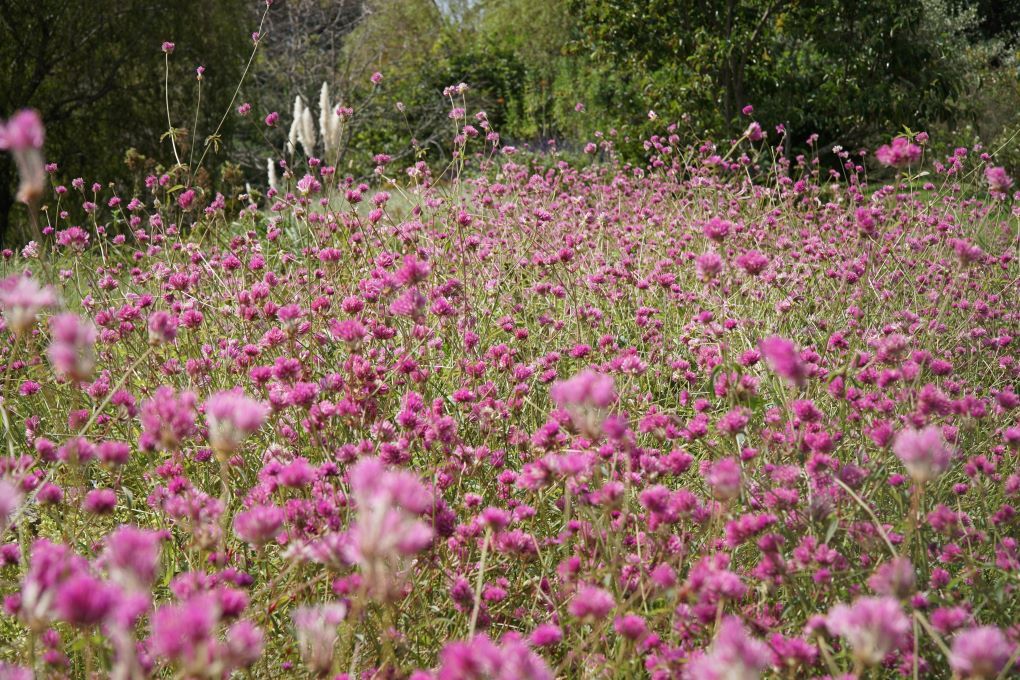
204 390 269 455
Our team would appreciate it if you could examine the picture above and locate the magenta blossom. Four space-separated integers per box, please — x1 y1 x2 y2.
705 457 742 501
47 313 97 383
0 273 56 336
985 166 1014 195
149 595 219 670
233 504 285 547
437 633 553 680
0 480 23 535
139 386 198 452
685 616 770 680
758 335 808 388
568 584 615 621
550 370 616 438
54 574 119 627
1 109 46 204
20 539 88 626
104 525 164 590
826 596 910 667
892 425 952 483
204 390 269 454
875 137 922 168
0 109 45 151
292 603 346 676
949 625 1016 679
147 310 178 345
343 457 434 594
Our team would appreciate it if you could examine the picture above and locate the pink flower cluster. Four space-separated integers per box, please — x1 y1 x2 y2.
0 97 1017 680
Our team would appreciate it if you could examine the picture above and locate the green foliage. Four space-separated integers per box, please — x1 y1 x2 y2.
0 0 252 244
935 38 1020 174
565 0 977 152
346 0 1001 164
3 0 1019 245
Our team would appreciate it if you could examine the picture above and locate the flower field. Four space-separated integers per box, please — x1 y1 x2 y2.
0 100 1019 679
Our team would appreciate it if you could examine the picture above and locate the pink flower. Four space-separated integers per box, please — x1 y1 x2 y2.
867 557 916 598
147 310 178 345
550 370 616 438
551 370 616 409
0 664 32 679
83 489 117 514
55 226 89 251
438 634 553 680
204 390 269 454
735 250 768 276
985 166 1014 195
530 623 562 647
703 217 732 242
0 109 45 151
296 174 321 195
161 41 175 54
696 251 723 280
47 313 97 383
875 137 921 168
150 595 219 668
330 318 366 346
139 386 198 452
0 275 52 333
104 526 164 590
0 480 23 535
705 457 742 501
892 426 952 483
614 613 648 641
224 620 264 670
233 504 285 547
1 110 47 204
20 539 87 626
343 457 434 593
370 71 383 85
568 584 615 620
686 616 770 680
293 603 346 675
758 335 807 388
826 596 910 667
949 626 1016 679
176 188 196 210
54 574 119 627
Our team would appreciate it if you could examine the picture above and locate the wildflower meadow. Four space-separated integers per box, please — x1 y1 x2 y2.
0 5 1019 679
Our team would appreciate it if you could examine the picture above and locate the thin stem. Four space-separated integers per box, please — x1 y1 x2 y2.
834 477 898 557
187 74 204 185
164 54 182 167
468 528 491 637
192 8 271 176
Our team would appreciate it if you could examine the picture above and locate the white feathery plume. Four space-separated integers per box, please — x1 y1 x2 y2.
318 82 331 151
299 105 317 158
267 158 278 192
319 82 343 157
287 95 303 155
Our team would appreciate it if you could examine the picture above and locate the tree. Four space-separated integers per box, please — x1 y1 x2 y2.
0 1 252 245
567 0 973 152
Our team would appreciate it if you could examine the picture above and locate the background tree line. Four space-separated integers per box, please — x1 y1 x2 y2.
3 0 1019 244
